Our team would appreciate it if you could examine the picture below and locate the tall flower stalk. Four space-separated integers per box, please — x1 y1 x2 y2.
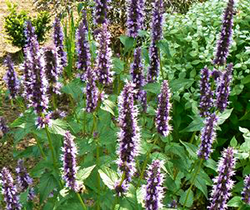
144 160 164 210
156 80 171 137
115 82 140 195
94 0 109 24
1 167 22 210
208 147 236 210
213 0 234 66
242 175 250 204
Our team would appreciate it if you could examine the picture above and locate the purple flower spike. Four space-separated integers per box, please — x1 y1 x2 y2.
197 113 218 160
76 16 91 81
0 116 9 135
216 63 233 112
36 114 52 129
86 68 99 113
0 167 22 210
139 90 147 112
147 41 160 83
53 17 67 74
115 82 140 195
126 0 145 38
144 160 164 210
43 47 62 96
94 0 109 24
29 37 49 115
3 56 20 99
208 147 236 210
213 0 234 66
156 80 171 137
62 131 78 192
199 67 214 118
242 175 250 204
151 0 164 42
24 21 36 47
96 23 113 86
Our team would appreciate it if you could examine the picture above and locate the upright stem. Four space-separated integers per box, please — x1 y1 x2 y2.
183 158 203 208
34 135 46 158
45 125 57 168
77 192 87 210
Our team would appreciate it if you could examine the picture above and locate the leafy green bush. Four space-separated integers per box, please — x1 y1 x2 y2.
4 2 51 48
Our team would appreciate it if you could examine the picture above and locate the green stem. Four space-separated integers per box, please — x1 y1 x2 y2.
45 125 57 168
34 135 46 158
77 192 87 210
52 94 57 110
189 131 197 144
183 159 203 208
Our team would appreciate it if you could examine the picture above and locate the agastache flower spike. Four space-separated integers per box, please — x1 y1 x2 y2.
242 175 250 204
147 41 160 83
62 131 78 191
216 63 233 112
53 17 67 74
76 16 91 81
197 113 218 160
144 160 164 210
115 82 140 195
150 0 164 41
0 167 22 210
3 56 20 99
94 0 109 24
199 67 214 118
126 0 145 38
208 147 236 210
156 80 171 137
43 46 61 96
85 68 99 113
24 21 36 47
96 23 113 86
0 116 9 135
213 0 234 66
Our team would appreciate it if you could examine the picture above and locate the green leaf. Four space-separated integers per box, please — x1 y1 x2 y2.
194 175 208 198
241 75 250 84
179 189 194 208
142 83 161 94
112 57 125 74
98 166 119 190
217 108 233 125
61 79 83 101
227 196 243 207
204 158 217 171
169 78 194 92
119 35 135 54
76 165 96 182
181 116 204 133
180 140 198 159
100 99 116 116
48 119 68 136
230 136 238 147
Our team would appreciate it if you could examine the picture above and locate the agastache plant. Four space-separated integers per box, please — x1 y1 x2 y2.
96 23 113 86
144 160 164 210
213 0 234 66
53 17 67 74
197 113 218 160
43 46 61 96
126 0 145 38
62 131 78 192
216 63 233 112
199 67 214 118
76 15 91 81
242 175 250 204
94 0 109 24
3 55 20 99
208 147 236 210
0 167 21 210
156 80 171 137
24 20 36 47
115 82 140 195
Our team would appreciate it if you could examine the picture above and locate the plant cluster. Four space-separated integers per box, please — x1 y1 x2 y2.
0 0 250 209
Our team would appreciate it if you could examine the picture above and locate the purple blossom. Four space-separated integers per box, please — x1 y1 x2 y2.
156 80 171 137
28 37 49 115
85 68 99 113
53 17 67 74
208 147 236 210
96 23 113 86
147 41 160 83
216 63 233 112
211 69 222 81
144 160 164 210
76 16 91 81
49 110 67 119
199 67 214 118
126 0 145 38
139 90 147 112
43 46 61 96
115 82 140 195
242 175 250 204
3 56 20 99
94 0 109 24
213 0 234 66
24 21 36 47
62 131 78 192
197 113 218 160
36 114 52 129
0 116 9 135
0 167 21 210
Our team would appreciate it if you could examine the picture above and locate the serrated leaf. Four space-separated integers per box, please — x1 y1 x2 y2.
181 116 204 133
217 108 233 125
142 83 161 94
119 35 135 54
112 57 125 74
179 189 194 208
76 165 95 182
48 119 68 136
100 99 115 116
227 196 243 207
194 175 208 198
98 166 119 190
180 140 198 159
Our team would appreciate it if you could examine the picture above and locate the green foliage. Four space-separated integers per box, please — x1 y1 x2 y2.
4 2 50 48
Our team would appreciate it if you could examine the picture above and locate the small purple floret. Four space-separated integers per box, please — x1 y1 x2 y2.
242 175 250 204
